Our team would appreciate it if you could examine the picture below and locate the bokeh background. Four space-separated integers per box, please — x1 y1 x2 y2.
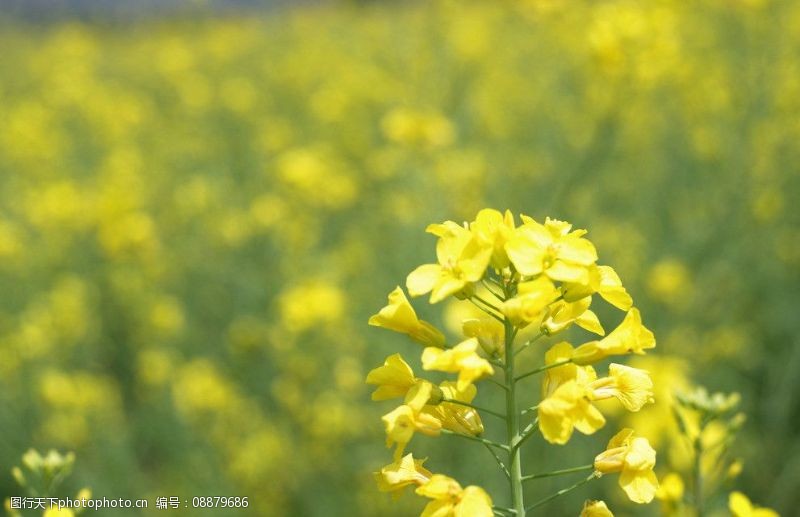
1 0 798 515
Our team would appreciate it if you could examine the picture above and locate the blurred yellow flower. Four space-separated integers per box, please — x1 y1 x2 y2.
729 491 779 517
656 472 684 502
43 509 75 517
580 499 614 517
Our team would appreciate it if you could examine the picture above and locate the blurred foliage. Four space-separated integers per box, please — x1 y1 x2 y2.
0 0 798 515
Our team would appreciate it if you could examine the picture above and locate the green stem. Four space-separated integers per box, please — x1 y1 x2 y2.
441 398 506 420
472 294 505 317
694 435 704 517
515 359 572 383
440 429 509 451
482 279 506 300
520 404 539 416
512 419 538 453
525 472 599 511
487 378 510 391
521 464 594 483
469 298 505 323
514 332 545 356
483 442 511 479
503 282 525 517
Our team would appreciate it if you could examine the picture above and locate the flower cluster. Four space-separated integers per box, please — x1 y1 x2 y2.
656 385 779 516
367 209 660 516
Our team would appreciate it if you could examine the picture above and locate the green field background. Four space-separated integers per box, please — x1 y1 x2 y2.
0 0 798 515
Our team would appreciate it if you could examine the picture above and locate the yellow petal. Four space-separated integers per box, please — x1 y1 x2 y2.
618 469 658 504
407 264 442 297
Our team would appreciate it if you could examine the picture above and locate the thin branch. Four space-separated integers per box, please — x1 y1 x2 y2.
515 359 572 383
468 298 505 323
512 418 539 453
440 429 510 451
486 378 509 391
525 472 600 511
521 403 539 416
483 442 510 479
481 279 506 300
521 464 594 483
514 332 545 356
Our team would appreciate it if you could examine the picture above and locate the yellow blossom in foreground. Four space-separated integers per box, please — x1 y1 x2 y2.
729 492 779 517
505 217 597 285
594 429 658 504
502 276 559 326
469 208 515 269
374 453 432 498
563 265 633 311
415 474 493 517
383 382 442 460
423 381 484 436
581 499 614 517
422 338 494 390
366 353 418 401
573 308 655 365
407 222 492 303
588 363 655 412
369 286 446 348
541 297 604 336
539 379 606 444
462 317 504 356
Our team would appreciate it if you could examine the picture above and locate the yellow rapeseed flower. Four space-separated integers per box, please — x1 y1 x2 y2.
407 222 492 303
423 381 484 436
422 338 494 391
588 363 655 412
505 217 597 285
502 276 559 326
43 509 75 517
539 379 606 445
469 208 515 269
594 429 658 504
729 492 779 517
369 287 446 348
541 297 604 336
366 353 418 401
580 500 614 517
415 474 493 517
374 453 432 498
656 472 684 502
383 401 442 461
563 265 633 311
462 317 504 356
572 308 655 365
